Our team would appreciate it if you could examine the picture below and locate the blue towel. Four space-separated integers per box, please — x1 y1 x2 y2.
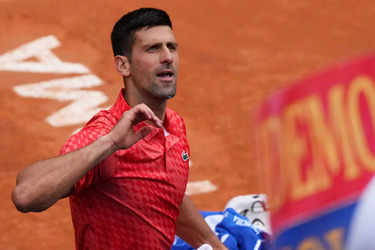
172 208 270 250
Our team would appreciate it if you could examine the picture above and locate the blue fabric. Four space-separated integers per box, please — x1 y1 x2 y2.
172 208 270 250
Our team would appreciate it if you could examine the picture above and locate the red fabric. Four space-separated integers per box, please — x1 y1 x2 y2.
60 89 190 250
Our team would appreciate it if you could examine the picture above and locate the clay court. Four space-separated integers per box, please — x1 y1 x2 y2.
1 0 374 249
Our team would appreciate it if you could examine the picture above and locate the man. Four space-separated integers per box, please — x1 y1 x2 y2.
12 8 227 250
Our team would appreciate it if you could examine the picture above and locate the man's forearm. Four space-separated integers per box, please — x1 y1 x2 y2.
12 134 117 212
176 195 227 250
11 103 162 213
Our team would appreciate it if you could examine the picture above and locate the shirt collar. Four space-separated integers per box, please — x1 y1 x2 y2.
109 89 131 121
110 89 176 135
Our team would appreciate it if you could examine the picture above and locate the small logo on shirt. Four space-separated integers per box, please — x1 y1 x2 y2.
182 151 189 162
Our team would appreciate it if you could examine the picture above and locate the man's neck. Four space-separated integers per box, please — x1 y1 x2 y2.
122 89 167 122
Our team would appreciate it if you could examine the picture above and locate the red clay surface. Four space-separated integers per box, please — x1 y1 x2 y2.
1 0 374 249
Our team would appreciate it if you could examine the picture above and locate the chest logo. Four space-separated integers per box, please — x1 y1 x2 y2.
182 151 189 162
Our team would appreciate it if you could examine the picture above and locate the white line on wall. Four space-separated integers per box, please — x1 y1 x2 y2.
14 74 108 127
186 180 218 195
0 35 89 74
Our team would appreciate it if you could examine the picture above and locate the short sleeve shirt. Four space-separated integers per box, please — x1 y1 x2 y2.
60 89 190 250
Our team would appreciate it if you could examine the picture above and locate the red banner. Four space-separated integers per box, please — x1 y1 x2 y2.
255 55 375 241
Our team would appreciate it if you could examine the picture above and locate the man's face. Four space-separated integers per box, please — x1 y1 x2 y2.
129 25 179 101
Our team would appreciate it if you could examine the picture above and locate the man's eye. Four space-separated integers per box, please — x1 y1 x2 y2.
147 46 158 52
168 44 178 51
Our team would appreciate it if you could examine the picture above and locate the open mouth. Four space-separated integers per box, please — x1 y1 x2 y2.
157 71 174 77
156 71 175 82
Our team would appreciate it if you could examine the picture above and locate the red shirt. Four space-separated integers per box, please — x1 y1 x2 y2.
60 90 190 250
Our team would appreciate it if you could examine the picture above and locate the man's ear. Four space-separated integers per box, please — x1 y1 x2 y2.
114 55 131 77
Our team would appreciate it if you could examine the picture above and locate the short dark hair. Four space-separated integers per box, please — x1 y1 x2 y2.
111 8 172 57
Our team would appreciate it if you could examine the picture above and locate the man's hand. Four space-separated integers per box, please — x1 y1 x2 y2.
108 103 163 150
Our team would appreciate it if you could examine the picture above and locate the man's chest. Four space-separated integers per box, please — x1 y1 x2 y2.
101 132 190 193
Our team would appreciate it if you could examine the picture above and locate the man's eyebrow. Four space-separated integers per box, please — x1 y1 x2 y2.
142 42 162 48
142 41 178 48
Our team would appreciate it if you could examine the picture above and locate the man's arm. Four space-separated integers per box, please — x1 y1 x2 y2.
176 195 228 250
11 104 162 213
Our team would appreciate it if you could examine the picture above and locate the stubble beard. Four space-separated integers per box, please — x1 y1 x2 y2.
152 64 178 100
150 80 177 100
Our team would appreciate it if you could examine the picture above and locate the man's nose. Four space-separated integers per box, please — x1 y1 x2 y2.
160 46 173 64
